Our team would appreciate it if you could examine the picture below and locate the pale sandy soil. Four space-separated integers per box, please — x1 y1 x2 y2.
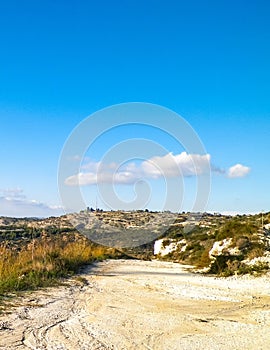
1 259 270 350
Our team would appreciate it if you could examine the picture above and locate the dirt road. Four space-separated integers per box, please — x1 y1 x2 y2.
1 259 270 349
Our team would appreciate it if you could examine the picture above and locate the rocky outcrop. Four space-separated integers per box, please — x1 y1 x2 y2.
154 238 186 256
209 238 241 258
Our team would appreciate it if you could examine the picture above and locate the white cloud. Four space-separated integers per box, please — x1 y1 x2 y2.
65 169 142 186
65 152 211 186
0 189 63 217
65 153 251 186
227 163 251 178
142 152 211 178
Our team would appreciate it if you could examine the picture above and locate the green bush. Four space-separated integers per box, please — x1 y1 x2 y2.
215 219 258 241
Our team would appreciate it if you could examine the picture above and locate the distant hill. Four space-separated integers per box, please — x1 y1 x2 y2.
1 210 270 276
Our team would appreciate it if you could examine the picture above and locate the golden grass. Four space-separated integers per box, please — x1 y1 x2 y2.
0 236 115 295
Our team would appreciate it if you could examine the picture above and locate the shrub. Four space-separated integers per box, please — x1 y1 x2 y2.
238 261 269 275
215 219 258 241
195 248 212 268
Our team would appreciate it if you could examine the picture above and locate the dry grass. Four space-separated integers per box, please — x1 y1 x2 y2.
0 236 115 295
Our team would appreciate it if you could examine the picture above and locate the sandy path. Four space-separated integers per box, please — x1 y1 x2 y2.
0 259 270 349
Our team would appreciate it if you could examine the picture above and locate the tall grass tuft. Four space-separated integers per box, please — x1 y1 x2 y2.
0 236 115 295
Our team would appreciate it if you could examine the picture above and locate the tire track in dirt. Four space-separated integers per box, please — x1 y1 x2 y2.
1 259 270 349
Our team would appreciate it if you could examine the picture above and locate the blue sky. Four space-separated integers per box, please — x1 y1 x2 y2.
0 0 269 216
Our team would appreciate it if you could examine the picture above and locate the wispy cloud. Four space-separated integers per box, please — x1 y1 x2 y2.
227 163 251 178
0 188 63 217
210 164 226 175
65 152 211 186
65 152 251 186
0 187 26 200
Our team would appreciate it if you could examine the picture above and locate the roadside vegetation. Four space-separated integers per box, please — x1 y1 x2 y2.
157 214 270 276
0 233 118 298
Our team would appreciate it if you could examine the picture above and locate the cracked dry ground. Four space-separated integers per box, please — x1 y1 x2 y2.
1 259 270 350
